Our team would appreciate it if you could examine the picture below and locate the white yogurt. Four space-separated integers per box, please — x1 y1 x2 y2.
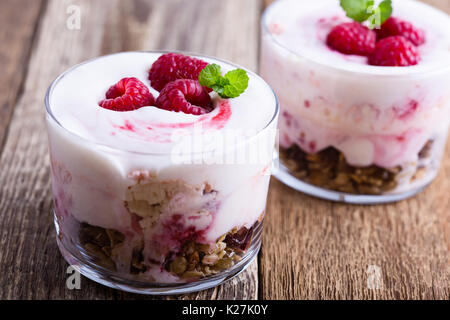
49 52 276 154
263 0 450 74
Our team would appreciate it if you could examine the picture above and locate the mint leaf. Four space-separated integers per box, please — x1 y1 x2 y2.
216 76 230 87
223 85 241 99
378 0 393 25
367 0 392 29
340 0 392 27
340 0 373 22
212 85 225 97
222 69 249 98
198 64 249 99
198 64 221 88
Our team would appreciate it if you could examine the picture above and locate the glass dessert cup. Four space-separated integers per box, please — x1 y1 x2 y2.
260 0 450 204
45 51 279 294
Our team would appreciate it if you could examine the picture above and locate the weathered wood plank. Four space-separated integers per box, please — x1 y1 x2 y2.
0 0 261 299
262 172 449 299
0 0 44 153
2 0 448 301
260 0 450 300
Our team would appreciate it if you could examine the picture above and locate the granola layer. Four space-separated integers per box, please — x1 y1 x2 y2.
280 140 434 195
78 220 259 280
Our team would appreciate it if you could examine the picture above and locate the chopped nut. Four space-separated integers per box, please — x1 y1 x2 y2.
280 145 396 194
411 167 427 181
131 251 146 274
214 257 234 270
79 218 260 280
216 241 227 253
186 251 200 271
79 223 134 273
182 270 205 279
418 140 433 159
217 249 226 260
202 254 219 265
165 222 261 278
281 140 434 195
170 256 188 275
105 229 125 246
196 243 214 254
84 243 116 270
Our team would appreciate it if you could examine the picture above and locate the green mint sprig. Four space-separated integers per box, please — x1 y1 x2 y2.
340 0 392 29
199 64 249 99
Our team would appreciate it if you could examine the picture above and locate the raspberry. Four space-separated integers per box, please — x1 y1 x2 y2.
148 53 209 91
369 36 420 67
326 22 376 56
98 77 154 111
377 17 425 46
155 79 213 115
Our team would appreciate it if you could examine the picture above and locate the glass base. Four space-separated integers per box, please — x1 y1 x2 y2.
55 216 261 295
273 153 428 204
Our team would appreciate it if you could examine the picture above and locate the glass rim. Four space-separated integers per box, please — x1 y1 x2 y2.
45 50 279 156
261 0 450 78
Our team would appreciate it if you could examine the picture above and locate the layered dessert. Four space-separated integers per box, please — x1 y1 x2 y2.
261 0 450 198
46 52 278 289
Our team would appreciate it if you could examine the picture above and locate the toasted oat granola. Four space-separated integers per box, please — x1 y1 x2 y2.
79 223 125 270
166 224 255 279
280 140 433 195
78 221 256 279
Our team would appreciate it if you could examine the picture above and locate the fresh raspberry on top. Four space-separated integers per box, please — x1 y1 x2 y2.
155 79 213 115
377 17 426 46
369 36 420 67
98 77 155 111
326 22 376 56
148 53 209 91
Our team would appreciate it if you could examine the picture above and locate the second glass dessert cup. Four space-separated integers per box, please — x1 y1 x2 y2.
45 51 279 294
260 0 450 204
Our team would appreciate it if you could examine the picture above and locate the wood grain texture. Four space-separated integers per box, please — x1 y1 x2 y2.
0 0 261 300
260 0 450 300
0 0 449 300
0 0 44 153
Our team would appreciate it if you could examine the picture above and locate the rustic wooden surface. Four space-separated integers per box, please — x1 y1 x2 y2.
0 0 448 300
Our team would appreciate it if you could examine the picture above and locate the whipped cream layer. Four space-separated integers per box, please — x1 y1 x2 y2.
49 52 276 154
261 0 450 176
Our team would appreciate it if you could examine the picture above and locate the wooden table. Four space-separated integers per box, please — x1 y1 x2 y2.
0 0 448 300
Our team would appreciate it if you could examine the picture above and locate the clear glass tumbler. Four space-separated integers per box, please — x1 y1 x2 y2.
45 51 279 294
260 0 450 204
